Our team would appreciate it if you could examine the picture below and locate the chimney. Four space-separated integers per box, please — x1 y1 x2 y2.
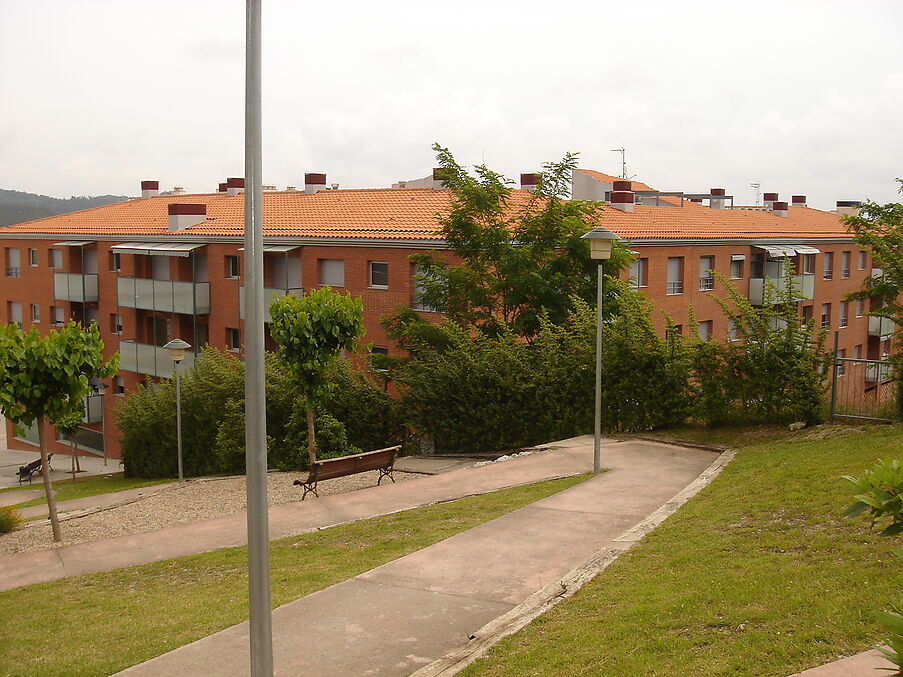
610 180 635 213
792 195 807 208
226 177 245 196
520 173 540 192
286 185 296 191
710 188 725 210
304 173 327 194
218 182 228 193
763 192 779 210
772 201 789 218
836 200 862 217
168 203 207 231
431 167 450 190
172 186 185 195
141 180 160 199
689 198 703 203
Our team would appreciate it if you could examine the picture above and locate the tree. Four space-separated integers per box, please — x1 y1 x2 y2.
268 288 365 466
407 144 631 339
0 322 118 541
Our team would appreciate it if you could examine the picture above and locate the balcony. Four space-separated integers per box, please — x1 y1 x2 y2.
54 273 99 302
865 361 893 383
119 339 196 378
868 316 896 338
239 287 303 322
748 273 814 306
117 277 210 315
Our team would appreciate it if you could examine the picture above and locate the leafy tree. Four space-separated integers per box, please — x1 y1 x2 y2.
268 287 365 466
0 322 117 541
406 143 631 339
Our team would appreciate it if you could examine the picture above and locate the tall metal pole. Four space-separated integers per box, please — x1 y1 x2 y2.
175 365 183 482
245 1 273 675
594 261 604 474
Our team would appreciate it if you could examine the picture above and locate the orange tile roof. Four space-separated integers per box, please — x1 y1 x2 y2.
3 185 851 242
574 168 656 192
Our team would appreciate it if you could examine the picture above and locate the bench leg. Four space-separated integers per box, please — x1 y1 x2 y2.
300 482 318 501
377 467 395 486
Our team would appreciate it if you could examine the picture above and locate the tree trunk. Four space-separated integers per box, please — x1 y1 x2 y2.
37 418 63 542
70 435 79 484
306 406 317 467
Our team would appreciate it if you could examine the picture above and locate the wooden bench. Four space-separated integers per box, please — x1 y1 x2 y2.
292 445 400 500
16 454 53 484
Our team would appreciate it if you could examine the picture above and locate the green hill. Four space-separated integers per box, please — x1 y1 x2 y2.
0 189 131 227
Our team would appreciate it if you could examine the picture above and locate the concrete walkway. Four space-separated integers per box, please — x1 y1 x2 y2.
109 437 718 676
1 447 120 489
786 649 895 676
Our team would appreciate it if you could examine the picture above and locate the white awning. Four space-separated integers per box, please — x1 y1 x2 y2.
111 242 206 257
236 244 301 253
794 246 821 254
755 245 798 258
730 254 746 261
53 241 94 247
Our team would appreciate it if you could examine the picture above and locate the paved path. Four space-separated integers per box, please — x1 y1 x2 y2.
112 437 719 676
786 649 895 676
1 447 120 489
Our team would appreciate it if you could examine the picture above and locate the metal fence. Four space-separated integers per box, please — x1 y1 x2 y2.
829 355 900 423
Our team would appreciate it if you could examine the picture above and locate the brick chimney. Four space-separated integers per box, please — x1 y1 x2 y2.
772 201 789 218
792 195 807 208
218 182 228 193
141 180 159 199
763 192 779 210
226 177 245 196
168 203 207 232
304 173 327 194
520 173 540 193
836 200 861 217
710 188 725 210
610 180 635 213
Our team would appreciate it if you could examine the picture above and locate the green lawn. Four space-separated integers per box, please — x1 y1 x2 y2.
462 424 903 677
1 474 170 510
0 474 588 677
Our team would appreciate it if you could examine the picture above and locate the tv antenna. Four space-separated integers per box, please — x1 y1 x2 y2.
610 147 633 179
750 182 761 206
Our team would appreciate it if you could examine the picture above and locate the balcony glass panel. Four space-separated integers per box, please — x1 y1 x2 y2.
868 316 895 338
239 287 303 322
117 277 210 314
118 339 196 378
748 273 814 305
54 273 99 302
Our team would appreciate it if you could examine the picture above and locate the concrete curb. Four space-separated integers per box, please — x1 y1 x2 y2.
411 448 738 677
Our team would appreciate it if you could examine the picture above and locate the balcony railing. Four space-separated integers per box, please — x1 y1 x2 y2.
748 273 814 305
865 361 893 383
666 281 683 295
698 277 715 291
54 272 99 302
6 267 20 278
868 315 896 338
119 339 196 378
118 277 210 315
238 287 303 322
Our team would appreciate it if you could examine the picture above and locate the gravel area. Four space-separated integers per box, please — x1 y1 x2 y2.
0 470 418 556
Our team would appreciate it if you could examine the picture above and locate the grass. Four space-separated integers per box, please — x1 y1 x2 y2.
0 473 589 677
462 423 903 677
0 474 170 510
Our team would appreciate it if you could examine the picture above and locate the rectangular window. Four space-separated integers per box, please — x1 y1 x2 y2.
856 299 865 317
114 376 125 395
628 258 648 288
411 263 440 312
750 253 765 279
30 304 40 323
854 344 862 360
225 255 240 279
8 301 22 327
730 257 744 279
49 248 62 269
110 313 123 334
226 327 241 352
821 303 831 329
728 318 739 341
28 248 39 267
802 305 813 324
803 254 815 275
698 256 714 291
109 251 121 272
51 305 65 326
823 252 833 280
666 257 683 295
841 251 851 279
369 262 389 289
836 349 847 376
5 247 21 278
370 346 389 355
319 259 345 287
698 320 713 342
839 301 848 328
858 251 867 270
666 324 683 340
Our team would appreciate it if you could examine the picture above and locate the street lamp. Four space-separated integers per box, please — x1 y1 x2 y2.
580 227 620 474
163 338 191 482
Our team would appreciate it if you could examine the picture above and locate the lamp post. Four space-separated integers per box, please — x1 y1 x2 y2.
580 227 620 474
163 338 191 483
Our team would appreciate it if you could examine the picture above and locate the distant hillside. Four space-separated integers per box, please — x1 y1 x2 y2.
0 189 131 227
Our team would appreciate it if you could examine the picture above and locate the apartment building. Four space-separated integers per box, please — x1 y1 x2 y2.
1 171 887 460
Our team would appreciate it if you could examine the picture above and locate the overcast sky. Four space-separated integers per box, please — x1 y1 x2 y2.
1 0 901 210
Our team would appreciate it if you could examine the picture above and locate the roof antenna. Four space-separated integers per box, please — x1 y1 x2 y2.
749 182 761 206
610 148 635 179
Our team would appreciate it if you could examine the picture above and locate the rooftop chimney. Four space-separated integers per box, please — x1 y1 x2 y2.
610 180 635 213
763 192 779 210
286 185 297 191
304 173 327 194
226 177 245 196
520 173 540 193
431 167 451 190
710 188 725 210
168 203 207 232
218 182 228 193
836 200 862 217
141 180 160 199
792 195 807 208
772 201 789 218
172 186 185 195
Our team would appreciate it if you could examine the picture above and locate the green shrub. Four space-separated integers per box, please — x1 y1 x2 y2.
0 505 23 534
844 458 903 536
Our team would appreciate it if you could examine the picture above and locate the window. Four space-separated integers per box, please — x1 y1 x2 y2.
697 320 713 342
836 349 846 376
5 247 20 278
666 257 683 295
370 346 389 355
841 251 851 279
109 251 121 272
628 257 648 288
698 256 714 291
666 324 683 340
821 303 831 329
730 257 744 279
839 301 848 328
854 344 862 360
369 262 389 289
411 263 441 312
858 251 867 270
803 254 815 275
319 259 345 287
151 256 169 280
856 299 865 317
750 253 765 279
226 327 241 352
823 252 833 280
30 304 40 323
51 306 65 326
114 376 125 395
28 248 39 267
110 313 123 334
49 248 62 269
728 318 740 341
225 255 240 279
802 305 813 325
7 301 22 327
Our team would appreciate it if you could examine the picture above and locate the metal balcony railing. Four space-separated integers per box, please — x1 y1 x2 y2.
748 273 814 305
698 277 715 291
54 272 100 302
117 277 210 315
666 281 683 295
118 340 196 378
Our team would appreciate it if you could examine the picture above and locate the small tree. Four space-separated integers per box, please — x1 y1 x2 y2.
0 322 117 541
268 288 364 466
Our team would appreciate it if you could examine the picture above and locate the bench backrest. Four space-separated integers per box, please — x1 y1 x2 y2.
308 445 400 483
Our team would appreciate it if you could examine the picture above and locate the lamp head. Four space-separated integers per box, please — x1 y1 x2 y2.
163 338 192 363
580 227 621 260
